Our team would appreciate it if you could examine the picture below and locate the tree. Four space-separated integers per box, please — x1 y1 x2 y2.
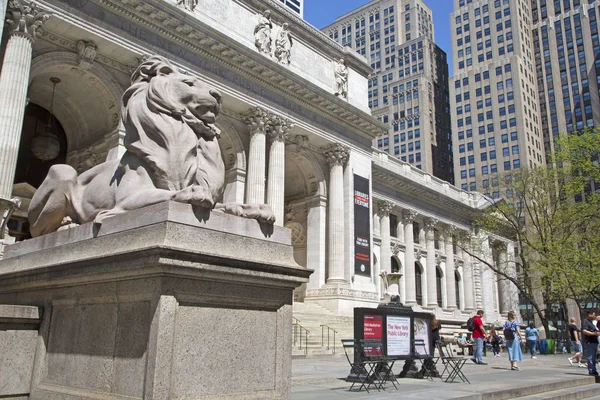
459 128 600 337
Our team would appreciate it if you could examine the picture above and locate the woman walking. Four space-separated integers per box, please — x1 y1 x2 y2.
525 323 540 359
504 311 523 370
489 327 501 357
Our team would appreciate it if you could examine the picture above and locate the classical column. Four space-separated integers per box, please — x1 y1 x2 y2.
480 236 496 314
424 218 438 307
0 1 50 200
378 200 393 274
403 210 418 304
305 195 327 290
266 116 291 226
459 233 476 311
323 143 349 285
244 107 269 204
444 226 457 310
495 242 511 315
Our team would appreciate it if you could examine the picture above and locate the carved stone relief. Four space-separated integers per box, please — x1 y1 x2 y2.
76 40 97 70
176 0 199 12
334 58 348 99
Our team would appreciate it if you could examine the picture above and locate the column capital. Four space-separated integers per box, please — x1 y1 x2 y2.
493 240 508 251
243 106 269 136
424 217 439 232
322 143 349 166
376 200 393 218
267 115 293 142
6 0 51 42
402 209 418 223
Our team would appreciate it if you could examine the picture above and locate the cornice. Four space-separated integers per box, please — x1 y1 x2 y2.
371 162 480 221
63 0 384 140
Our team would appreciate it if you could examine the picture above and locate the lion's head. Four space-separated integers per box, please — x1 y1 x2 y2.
121 56 224 191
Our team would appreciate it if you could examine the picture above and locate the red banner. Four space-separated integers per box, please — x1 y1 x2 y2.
363 314 383 356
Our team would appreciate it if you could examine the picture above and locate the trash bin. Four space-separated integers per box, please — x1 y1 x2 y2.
539 339 548 355
547 339 555 354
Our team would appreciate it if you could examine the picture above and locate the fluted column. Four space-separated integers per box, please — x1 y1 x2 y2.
403 210 418 304
425 218 438 307
266 117 291 226
444 226 457 309
323 143 349 285
378 200 393 298
0 1 50 199
244 107 269 204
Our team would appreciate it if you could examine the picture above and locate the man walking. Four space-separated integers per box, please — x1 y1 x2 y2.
567 317 585 367
471 310 487 365
582 310 600 376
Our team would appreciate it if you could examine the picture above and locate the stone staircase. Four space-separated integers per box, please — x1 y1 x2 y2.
291 302 354 358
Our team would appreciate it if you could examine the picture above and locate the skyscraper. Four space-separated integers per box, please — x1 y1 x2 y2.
531 1 600 171
279 0 304 18
450 0 546 195
323 0 454 183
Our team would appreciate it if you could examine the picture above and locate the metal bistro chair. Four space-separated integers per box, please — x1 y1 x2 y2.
360 339 399 390
412 339 439 380
436 342 470 384
341 339 376 392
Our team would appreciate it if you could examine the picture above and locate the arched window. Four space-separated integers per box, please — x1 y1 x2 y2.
455 271 462 309
391 257 400 272
436 267 443 307
415 262 423 305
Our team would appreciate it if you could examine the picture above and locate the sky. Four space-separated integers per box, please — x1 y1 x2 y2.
304 0 455 75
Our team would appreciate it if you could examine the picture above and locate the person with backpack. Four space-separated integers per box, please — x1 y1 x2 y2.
525 323 540 359
468 310 487 365
504 311 523 370
488 327 501 357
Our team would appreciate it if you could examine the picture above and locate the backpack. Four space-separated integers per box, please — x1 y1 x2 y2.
503 322 515 340
466 317 475 332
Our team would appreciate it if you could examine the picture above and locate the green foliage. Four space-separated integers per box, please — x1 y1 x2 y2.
474 128 600 332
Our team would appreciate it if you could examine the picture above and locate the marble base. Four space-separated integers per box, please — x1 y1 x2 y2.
0 202 311 400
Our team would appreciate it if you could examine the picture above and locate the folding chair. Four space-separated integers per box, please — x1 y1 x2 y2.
360 339 399 390
412 339 439 380
341 339 376 392
436 342 470 384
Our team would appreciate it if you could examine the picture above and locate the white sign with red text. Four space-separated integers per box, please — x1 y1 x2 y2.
386 316 411 356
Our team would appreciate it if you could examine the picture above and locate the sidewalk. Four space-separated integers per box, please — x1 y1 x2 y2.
292 353 598 399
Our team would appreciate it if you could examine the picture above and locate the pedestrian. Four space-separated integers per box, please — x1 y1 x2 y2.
488 327 501 357
504 311 523 370
582 310 600 376
471 310 487 365
567 317 585 367
525 323 540 359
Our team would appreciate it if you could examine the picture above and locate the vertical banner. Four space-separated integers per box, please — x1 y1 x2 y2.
354 175 371 276
386 316 411 356
363 314 383 356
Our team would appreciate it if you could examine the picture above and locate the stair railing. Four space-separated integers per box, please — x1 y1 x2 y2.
320 324 337 354
293 317 309 354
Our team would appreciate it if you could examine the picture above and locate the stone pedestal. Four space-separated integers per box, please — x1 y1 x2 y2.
0 201 311 400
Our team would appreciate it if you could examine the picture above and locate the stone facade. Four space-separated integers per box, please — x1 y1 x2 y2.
0 0 516 326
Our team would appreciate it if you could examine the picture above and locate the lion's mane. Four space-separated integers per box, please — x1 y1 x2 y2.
120 56 213 192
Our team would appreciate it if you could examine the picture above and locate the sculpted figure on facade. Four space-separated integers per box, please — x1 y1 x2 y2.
274 22 293 65
333 58 348 98
6 0 51 40
176 0 198 12
28 56 274 237
254 10 273 55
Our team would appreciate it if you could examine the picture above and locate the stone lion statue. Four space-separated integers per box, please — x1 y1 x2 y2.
28 56 274 237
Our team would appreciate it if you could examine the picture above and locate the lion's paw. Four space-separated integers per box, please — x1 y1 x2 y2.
214 203 275 224
173 185 214 208
57 216 80 231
